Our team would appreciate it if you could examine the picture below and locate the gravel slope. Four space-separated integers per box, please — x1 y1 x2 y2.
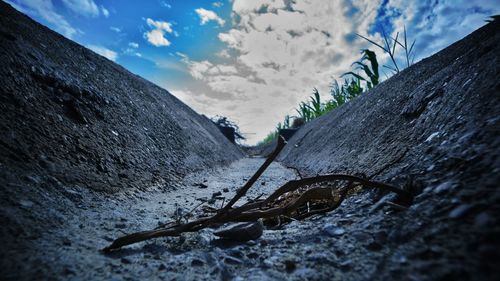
276 20 500 280
0 2 242 194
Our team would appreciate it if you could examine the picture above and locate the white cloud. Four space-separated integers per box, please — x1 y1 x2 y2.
109 26 121 33
217 49 231 58
386 0 500 62
212 2 223 8
128 42 139 48
87 45 118 61
61 0 100 17
195 8 225 26
232 0 286 14
5 0 79 38
181 0 383 144
144 18 174 47
101 6 109 17
145 29 171 46
160 1 171 8
176 0 499 144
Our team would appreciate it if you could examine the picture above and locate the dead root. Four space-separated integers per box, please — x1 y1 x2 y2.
102 136 413 252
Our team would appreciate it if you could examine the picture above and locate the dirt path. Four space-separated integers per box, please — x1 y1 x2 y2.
4 157 300 280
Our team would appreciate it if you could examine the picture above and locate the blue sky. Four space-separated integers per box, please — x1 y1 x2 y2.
6 0 499 144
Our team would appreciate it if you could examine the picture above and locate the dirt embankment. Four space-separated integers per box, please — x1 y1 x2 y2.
0 1 243 194
277 20 500 279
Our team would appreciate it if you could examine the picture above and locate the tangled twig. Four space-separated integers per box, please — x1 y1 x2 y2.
102 136 413 252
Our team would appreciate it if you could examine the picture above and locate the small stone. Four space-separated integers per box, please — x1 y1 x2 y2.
474 212 492 227
374 230 387 244
212 191 222 198
352 231 371 242
121 258 131 264
339 260 352 271
394 253 408 264
228 249 244 258
191 259 204 266
322 224 345 237
247 252 259 259
366 241 383 251
19 200 34 208
195 183 208 189
158 264 166 271
114 223 126 229
284 259 296 272
223 188 229 193
261 181 266 186
448 204 473 219
62 238 72 246
62 267 75 276
433 181 456 194
224 256 243 265
214 220 264 242
103 236 114 242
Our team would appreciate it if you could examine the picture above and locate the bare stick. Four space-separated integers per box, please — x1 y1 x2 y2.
102 173 412 252
219 136 286 212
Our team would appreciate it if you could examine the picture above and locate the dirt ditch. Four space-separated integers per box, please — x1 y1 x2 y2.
1 2 499 280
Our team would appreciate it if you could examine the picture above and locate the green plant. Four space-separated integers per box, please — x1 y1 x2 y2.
295 88 324 122
357 26 415 74
343 49 379 89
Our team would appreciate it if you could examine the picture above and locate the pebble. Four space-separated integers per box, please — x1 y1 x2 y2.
195 183 208 189
366 241 383 251
62 238 72 246
114 223 126 229
224 256 243 265
393 253 408 264
322 224 345 237
284 259 296 272
433 181 456 194
191 259 204 266
351 231 371 242
19 199 34 208
474 212 492 227
120 258 131 264
338 260 352 271
247 252 259 259
223 188 229 193
448 204 473 219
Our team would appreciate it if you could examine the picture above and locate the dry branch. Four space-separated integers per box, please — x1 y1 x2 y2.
102 136 413 252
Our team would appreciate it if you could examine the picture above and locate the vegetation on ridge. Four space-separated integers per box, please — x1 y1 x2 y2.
259 28 416 145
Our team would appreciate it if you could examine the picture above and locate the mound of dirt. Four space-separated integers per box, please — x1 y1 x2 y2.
0 2 242 194
278 20 500 279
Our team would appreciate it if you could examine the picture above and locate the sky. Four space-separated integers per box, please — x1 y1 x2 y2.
5 0 499 144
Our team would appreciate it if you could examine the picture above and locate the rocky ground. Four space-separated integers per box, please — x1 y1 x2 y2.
1 2 499 281
1 158 299 280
